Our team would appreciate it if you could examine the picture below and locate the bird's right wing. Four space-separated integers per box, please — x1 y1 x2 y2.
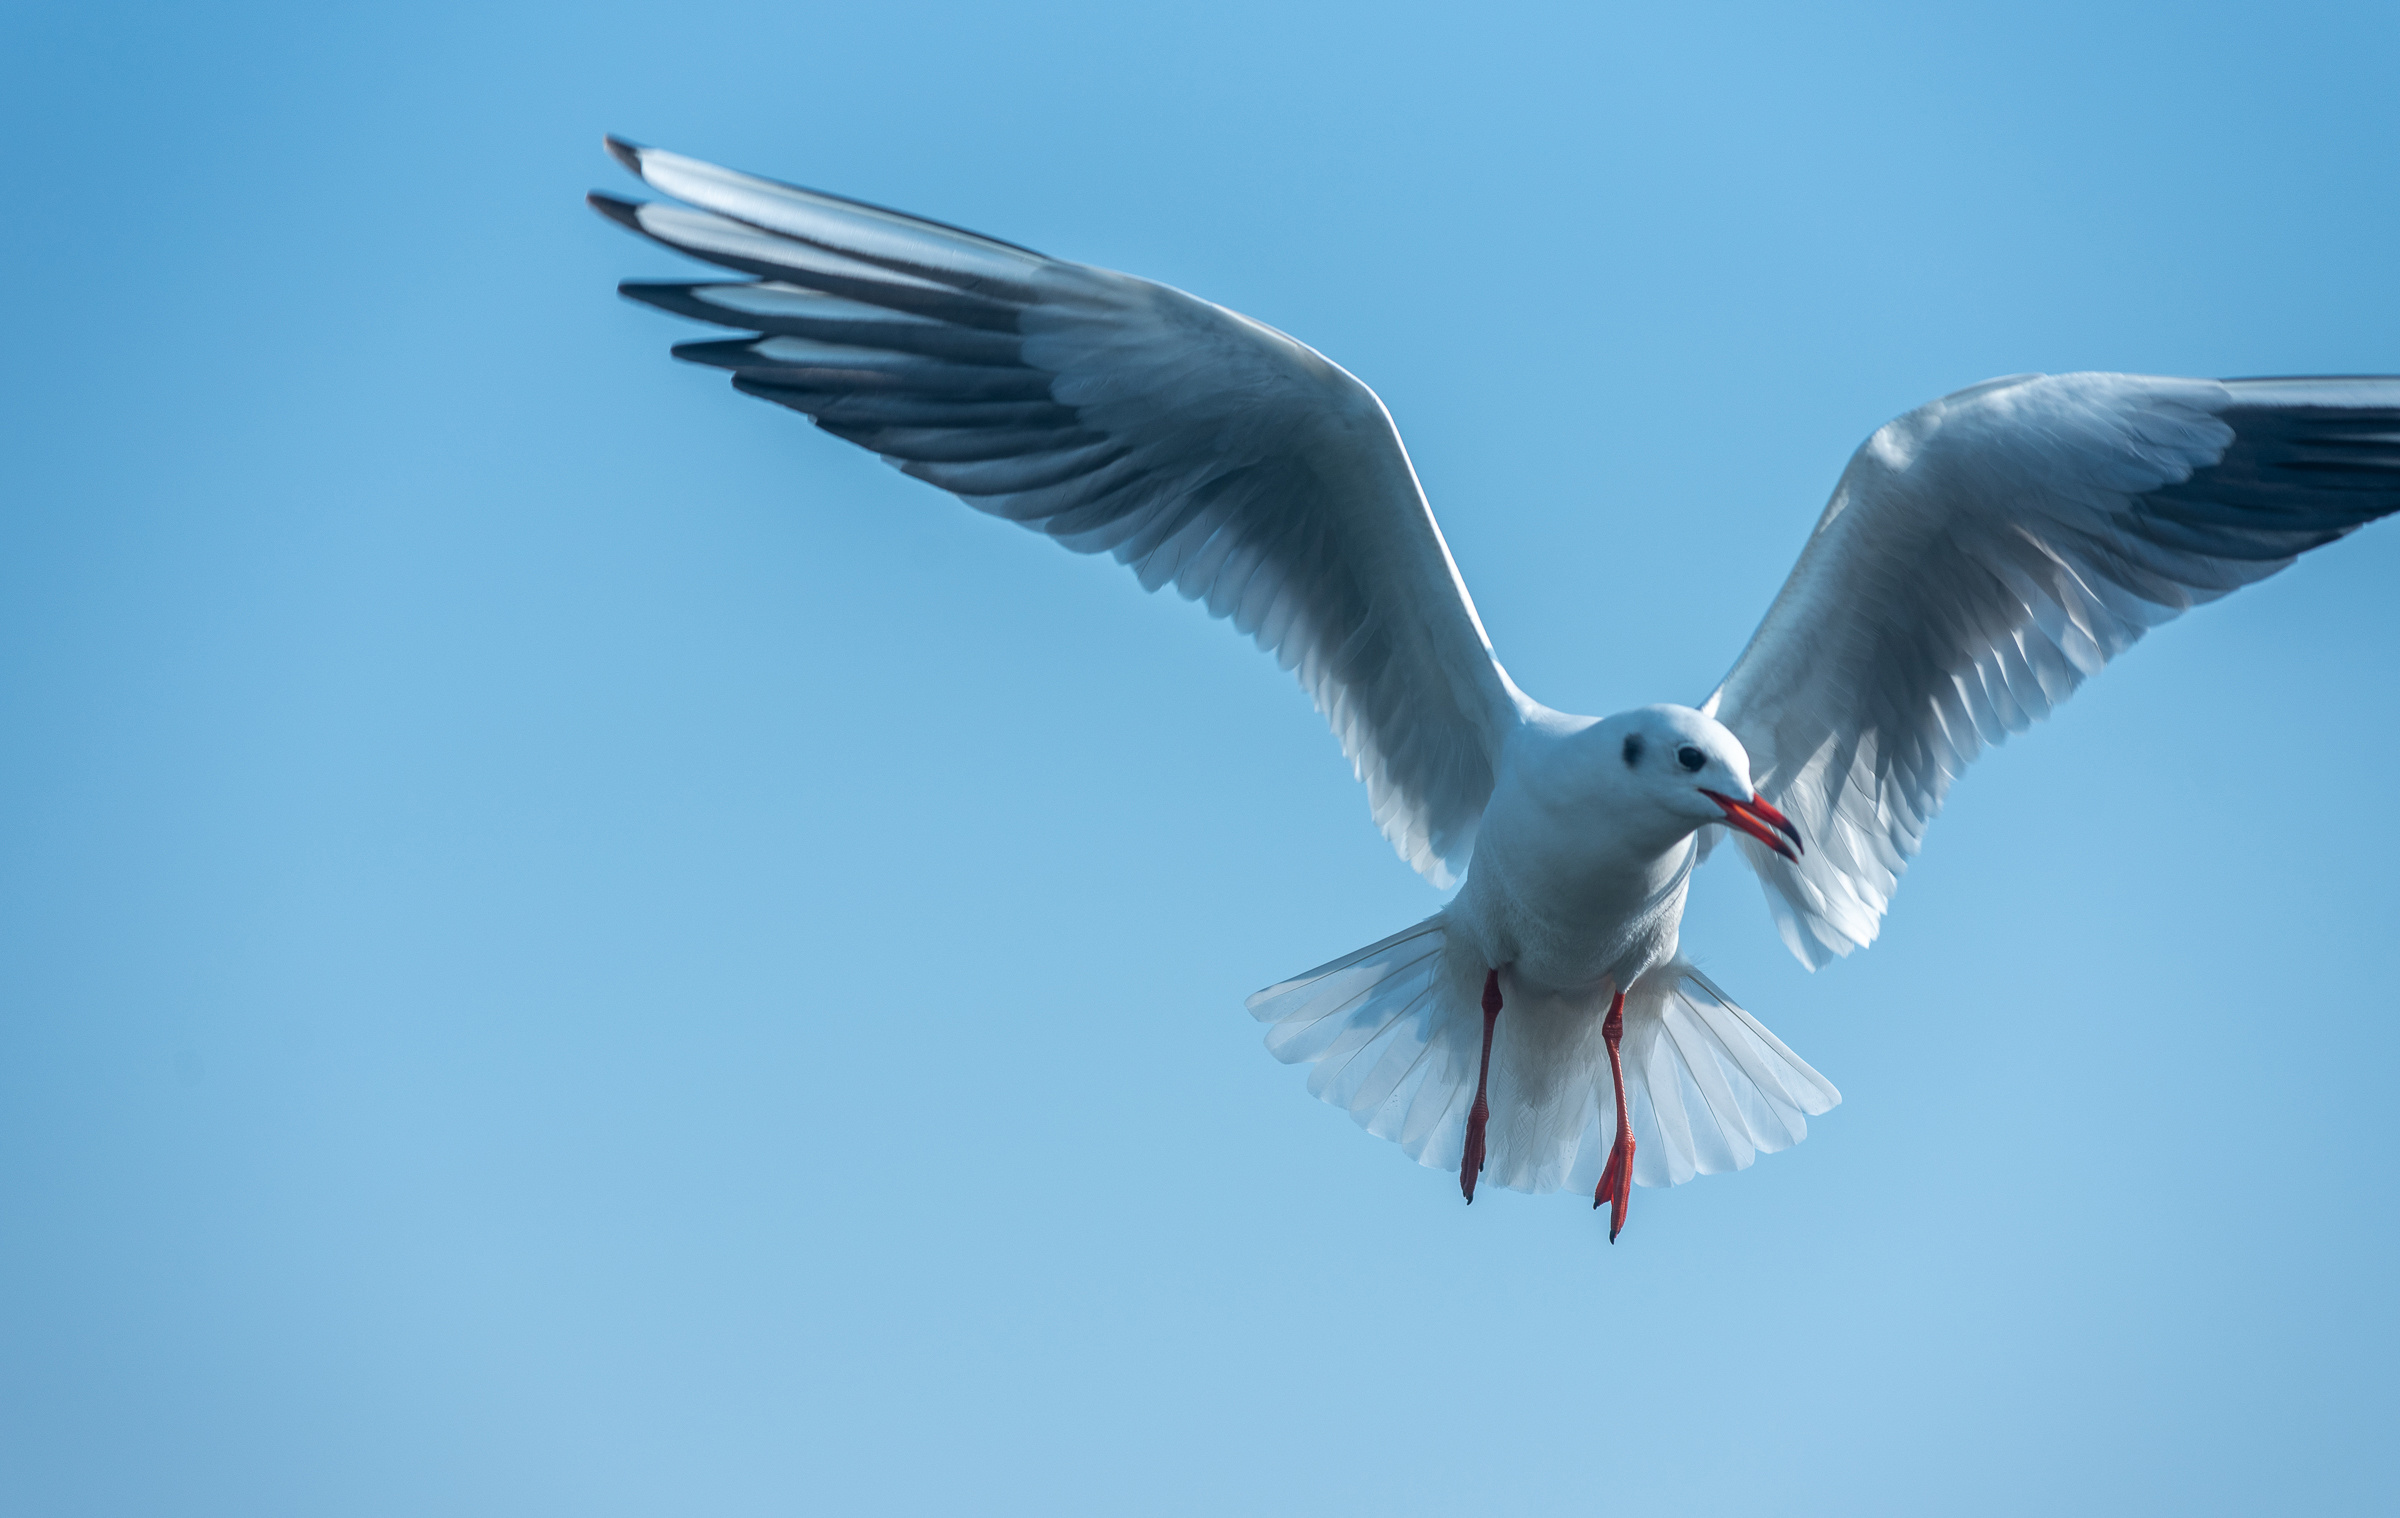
591 141 1530 885
1707 372 2400 967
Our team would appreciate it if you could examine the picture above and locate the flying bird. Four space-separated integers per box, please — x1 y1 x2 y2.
590 139 2400 1239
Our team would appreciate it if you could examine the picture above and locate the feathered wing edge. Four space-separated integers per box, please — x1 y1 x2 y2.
1708 373 2400 969
1245 925 1839 1195
592 138 1527 887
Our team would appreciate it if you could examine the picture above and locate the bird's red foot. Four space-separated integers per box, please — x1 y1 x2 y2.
1592 991 1635 1242
1594 1137 1634 1241
1460 969 1503 1203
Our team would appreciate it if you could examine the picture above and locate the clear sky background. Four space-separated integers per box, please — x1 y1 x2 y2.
4 2 2398 1514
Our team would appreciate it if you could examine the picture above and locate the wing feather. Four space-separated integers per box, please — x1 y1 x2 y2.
595 141 1529 882
1708 372 2400 966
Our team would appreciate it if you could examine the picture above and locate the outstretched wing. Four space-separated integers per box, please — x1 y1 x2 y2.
591 140 1528 884
1707 372 2400 967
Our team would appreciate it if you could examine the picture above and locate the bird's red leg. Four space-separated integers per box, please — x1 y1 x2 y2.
1593 990 1635 1242
1460 969 1503 1203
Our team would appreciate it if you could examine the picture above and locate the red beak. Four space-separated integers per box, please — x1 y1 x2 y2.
1700 789 1803 862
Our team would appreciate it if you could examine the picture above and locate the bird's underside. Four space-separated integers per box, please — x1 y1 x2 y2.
594 137 2400 1235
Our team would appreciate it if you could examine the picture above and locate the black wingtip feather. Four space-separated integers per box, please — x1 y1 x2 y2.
671 337 770 370
587 192 646 231
730 373 834 414
615 281 721 321
615 281 748 329
604 135 646 175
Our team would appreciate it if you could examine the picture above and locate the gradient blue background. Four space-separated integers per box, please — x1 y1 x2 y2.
4 3 2397 1513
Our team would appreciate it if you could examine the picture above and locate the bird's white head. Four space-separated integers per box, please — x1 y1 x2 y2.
1591 704 1803 862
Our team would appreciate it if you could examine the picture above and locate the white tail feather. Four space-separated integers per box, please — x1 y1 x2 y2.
1247 919 1840 1195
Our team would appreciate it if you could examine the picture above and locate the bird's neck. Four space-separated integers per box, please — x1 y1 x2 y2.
1469 747 1702 934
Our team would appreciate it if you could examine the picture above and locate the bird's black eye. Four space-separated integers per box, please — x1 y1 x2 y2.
1676 745 1706 772
1622 734 1645 768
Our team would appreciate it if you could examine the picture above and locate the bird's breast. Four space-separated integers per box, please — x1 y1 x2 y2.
1450 828 1696 999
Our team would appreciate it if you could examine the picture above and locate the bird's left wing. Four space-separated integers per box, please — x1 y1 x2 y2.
591 141 1528 884
1707 372 2400 967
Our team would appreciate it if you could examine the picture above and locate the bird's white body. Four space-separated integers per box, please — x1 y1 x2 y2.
1456 715 1705 999
1246 704 1832 1196
596 139 2400 1215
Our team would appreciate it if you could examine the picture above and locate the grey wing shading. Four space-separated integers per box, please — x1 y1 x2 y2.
591 140 1529 884
1705 371 2400 967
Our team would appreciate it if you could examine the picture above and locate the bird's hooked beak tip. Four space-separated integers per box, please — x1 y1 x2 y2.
1701 788 1803 862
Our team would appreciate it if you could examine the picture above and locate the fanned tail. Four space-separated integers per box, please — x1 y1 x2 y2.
1245 917 1486 1171
1619 963 1841 1188
1247 923 1840 1197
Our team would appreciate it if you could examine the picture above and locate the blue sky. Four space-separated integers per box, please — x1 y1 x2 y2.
4 2 2398 1513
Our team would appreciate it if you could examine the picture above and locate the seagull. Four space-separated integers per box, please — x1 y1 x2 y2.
590 138 2400 1239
